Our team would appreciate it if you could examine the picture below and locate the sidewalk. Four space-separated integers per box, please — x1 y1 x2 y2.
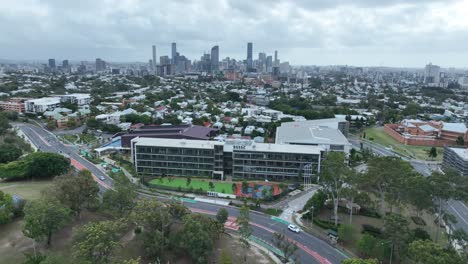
278 186 319 223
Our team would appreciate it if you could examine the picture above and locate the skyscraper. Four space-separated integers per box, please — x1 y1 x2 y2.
274 50 278 66
171 42 177 64
247 42 253 72
95 58 106 72
210 45 219 73
48 59 56 69
152 45 157 70
424 63 441 85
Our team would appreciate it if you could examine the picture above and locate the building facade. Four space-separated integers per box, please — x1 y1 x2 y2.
24 97 61 113
443 147 468 177
131 138 323 181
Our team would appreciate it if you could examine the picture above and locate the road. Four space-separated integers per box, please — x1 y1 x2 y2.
350 137 468 233
16 123 347 264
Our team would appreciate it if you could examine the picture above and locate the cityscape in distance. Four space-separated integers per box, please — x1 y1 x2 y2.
0 1 468 264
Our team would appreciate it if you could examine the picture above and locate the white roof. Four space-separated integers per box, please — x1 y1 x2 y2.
25 97 61 104
132 137 223 150
449 148 468 161
442 123 467 133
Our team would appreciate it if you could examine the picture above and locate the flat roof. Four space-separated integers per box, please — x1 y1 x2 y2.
448 147 468 161
279 117 346 130
442 123 467 134
240 142 323 155
25 97 61 104
276 125 351 146
132 137 223 149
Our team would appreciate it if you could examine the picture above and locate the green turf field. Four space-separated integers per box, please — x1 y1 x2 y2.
149 178 234 194
364 127 443 161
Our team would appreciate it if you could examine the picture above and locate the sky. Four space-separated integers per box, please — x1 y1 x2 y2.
1 0 468 67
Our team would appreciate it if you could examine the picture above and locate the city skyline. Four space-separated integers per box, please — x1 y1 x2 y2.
1 0 468 67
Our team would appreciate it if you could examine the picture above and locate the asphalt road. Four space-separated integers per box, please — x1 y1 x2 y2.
350 137 468 233
16 123 347 264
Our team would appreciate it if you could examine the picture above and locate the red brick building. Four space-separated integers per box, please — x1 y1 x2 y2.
384 119 468 147
0 98 27 113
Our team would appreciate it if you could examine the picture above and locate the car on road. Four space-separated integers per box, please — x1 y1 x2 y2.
288 224 300 233
99 176 106 181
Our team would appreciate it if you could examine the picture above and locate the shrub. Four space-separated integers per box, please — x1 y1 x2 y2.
410 216 426 226
412 228 431 241
361 224 382 237
359 207 382 219
313 218 339 231
338 224 355 242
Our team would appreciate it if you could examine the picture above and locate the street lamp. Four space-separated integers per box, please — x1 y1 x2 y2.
310 206 315 227
381 240 393 264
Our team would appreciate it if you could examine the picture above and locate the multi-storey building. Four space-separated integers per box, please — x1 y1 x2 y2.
443 147 468 177
0 98 26 113
58 93 92 106
131 138 323 181
24 97 61 113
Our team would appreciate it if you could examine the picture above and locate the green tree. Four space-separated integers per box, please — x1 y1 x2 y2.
209 181 215 191
231 183 237 194
404 174 432 217
408 239 465 264
272 232 299 263
179 214 221 264
0 144 22 163
186 176 191 186
0 190 14 224
383 213 410 261
72 220 126 264
456 136 465 146
303 189 327 212
428 147 437 160
341 259 378 264
23 198 71 246
363 156 414 214
428 169 468 242
49 170 100 217
338 224 355 243
216 208 229 224
319 152 350 226
357 234 388 261
237 205 252 262
24 152 70 179
0 114 12 134
102 177 137 216
241 181 249 193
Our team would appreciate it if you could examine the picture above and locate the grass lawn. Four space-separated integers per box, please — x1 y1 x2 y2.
364 127 443 161
62 134 78 143
149 178 234 194
0 180 53 200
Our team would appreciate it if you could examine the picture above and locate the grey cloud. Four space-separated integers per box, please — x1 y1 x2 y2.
0 0 466 67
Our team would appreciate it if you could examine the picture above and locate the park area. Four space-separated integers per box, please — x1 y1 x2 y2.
0 180 53 200
149 178 235 194
364 127 443 161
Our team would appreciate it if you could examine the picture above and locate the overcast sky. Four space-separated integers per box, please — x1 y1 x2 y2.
1 0 468 67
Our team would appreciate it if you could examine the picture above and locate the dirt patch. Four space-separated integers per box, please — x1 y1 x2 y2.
210 233 275 264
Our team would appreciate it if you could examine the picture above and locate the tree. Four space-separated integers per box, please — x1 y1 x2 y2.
357 234 388 261
408 239 465 264
102 177 137 216
72 220 126 264
0 144 22 163
363 156 414 214
186 176 191 186
179 214 221 264
338 224 355 243
237 205 252 262
216 208 229 224
46 119 56 130
0 190 14 224
50 170 99 217
341 259 378 264
428 147 437 160
319 152 350 226
209 181 215 191
167 200 190 221
404 174 432 217
24 152 70 179
231 183 237 194
302 189 327 213
383 213 410 261
23 198 71 246
0 114 11 134
241 181 249 193
456 136 465 146
428 169 468 242
272 232 299 263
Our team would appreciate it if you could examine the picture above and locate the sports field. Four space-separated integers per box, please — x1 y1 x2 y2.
149 178 234 194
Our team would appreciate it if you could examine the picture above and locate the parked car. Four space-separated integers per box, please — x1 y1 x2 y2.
99 176 106 181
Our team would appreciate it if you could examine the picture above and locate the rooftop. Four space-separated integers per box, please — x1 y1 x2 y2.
276 125 351 146
132 137 223 149
442 123 467 134
449 147 468 161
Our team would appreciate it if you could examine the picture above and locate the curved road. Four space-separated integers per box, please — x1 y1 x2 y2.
16 122 347 264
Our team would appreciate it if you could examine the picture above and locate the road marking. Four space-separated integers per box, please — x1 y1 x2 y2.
449 202 468 226
29 128 51 147
271 216 290 225
70 158 113 190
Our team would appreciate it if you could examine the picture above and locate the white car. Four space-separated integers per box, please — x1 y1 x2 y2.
288 224 300 233
99 176 106 181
